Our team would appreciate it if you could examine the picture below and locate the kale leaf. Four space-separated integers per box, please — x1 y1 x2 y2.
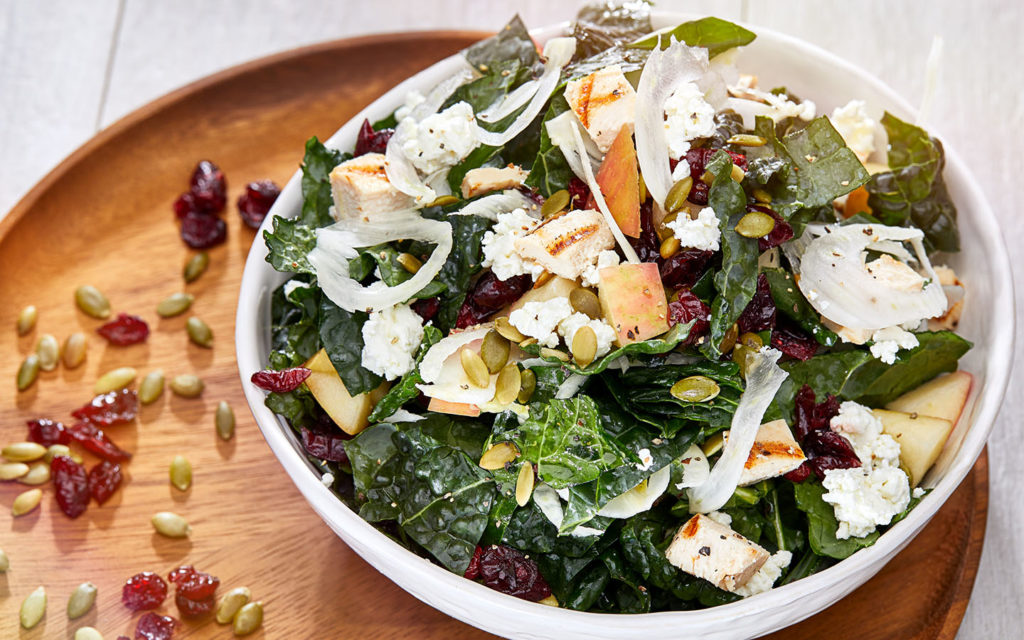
264 216 317 275
464 15 540 73
843 331 971 405
299 136 347 228
628 16 755 56
762 267 838 346
524 94 572 197
269 279 321 368
570 1 653 59
432 213 492 331
317 296 382 396
793 480 879 559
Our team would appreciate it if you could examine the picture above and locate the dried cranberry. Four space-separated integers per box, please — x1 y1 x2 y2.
180 210 227 249
785 385 858 481
51 455 90 518
189 160 227 213
354 118 395 156
68 422 132 462
411 297 440 322
173 192 199 219
27 418 70 446
566 177 591 209
250 367 311 392
736 273 776 334
660 249 713 289
783 463 813 483
770 323 818 361
72 389 139 426
792 385 840 442
168 565 220 599
479 545 551 601
684 148 747 178
88 460 123 504
464 545 483 580
628 200 662 264
455 271 532 329
174 591 215 617
237 179 281 229
123 572 168 611
752 205 794 250
688 180 709 205
96 313 150 345
135 612 178 640
301 427 350 463
667 289 710 345
803 430 861 478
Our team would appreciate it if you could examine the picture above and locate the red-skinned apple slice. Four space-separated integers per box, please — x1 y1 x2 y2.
598 262 669 346
592 125 640 238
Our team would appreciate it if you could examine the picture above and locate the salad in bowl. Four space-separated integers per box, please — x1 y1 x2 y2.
246 3 980 618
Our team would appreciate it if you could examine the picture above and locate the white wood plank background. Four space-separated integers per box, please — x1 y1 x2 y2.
0 1 1020 637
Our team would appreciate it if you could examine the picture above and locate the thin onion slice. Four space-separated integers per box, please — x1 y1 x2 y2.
597 465 671 519
533 483 605 538
418 326 492 383
410 63 476 122
689 348 788 514
385 121 436 204
309 211 452 313
417 327 498 405
545 111 602 180
451 190 536 221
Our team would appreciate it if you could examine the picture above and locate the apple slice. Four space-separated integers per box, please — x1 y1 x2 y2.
304 348 389 435
593 125 640 238
427 397 481 417
884 371 972 425
598 262 669 346
873 409 954 487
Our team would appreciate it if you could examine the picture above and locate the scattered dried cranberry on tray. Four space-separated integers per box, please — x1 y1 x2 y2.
237 179 281 229
189 160 227 213
168 565 220 617
88 460 123 504
180 211 227 249
72 389 139 426
68 422 133 462
135 611 179 640
27 418 71 446
51 455 90 518
123 571 168 611
97 313 150 345
173 160 228 248
250 367 311 392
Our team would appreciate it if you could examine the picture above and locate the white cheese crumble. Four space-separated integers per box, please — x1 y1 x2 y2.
912 487 926 499
557 313 616 358
395 90 426 121
580 250 621 288
671 158 692 182
508 297 575 348
635 448 654 471
829 100 877 163
399 101 479 174
706 510 732 527
868 326 920 365
734 84 817 121
735 550 792 597
664 81 718 157
481 208 544 281
360 304 425 380
667 207 721 251
320 472 335 487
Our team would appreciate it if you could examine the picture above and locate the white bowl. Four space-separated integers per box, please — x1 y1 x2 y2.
236 13 1013 640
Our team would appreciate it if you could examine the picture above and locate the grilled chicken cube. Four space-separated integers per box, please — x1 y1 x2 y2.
513 209 615 281
564 65 637 153
329 152 414 221
460 165 529 198
666 514 770 593
865 254 925 292
725 419 806 486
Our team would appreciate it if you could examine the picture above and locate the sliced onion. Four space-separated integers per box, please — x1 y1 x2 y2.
474 37 576 147
419 326 492 383
689 348 788 514
387 409 425 423
451 190 535 221
416 326 500 405
795 224 947 330
424 167 452 197
385 121 436 204
597 465 671 519
673 443 711 490
309 211 452 313
545 111 601 180
533 483 604 538
555 373 588 399
410 62 476 122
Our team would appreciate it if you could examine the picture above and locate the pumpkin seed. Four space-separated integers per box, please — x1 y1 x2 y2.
427 194 459 208
700 169 715 185
17 354 40 391
701 431 725 457
460 349 490 388
537 594 560 607
169 455 192 491
216 401 236 441
151 511 191 538
63 332 87 369
0 548 8 572
67 581 98 619
232 601 264 636
518 337 538 349
170 374 204 398
75 285 111 319
739 332 764 351
94 366 137 394
730 163 746 182
659 236 681 260
752 187 772 204
12 488 42 516
20 586 46 629
515 461 534 507
186 316 213 348
36 334 60 371
139 369 165 405
156 292 195 317
45 444 72 463
539 347 569 362
16 305 37 335
726 134 767 147
2 442 47 462
720 324 739 354
665 177 693 213
0 462 30 480
638 172 647 203
518 368 536 403
570 326 598 367
18 462 50 486
670 375 721 403
479 442 520 470
480 330 510 374
184 251 210 282
75 628 104 640
494 364 521 405
569 288 601 319
494 316 526 342
396 252 422 274
735 211 775 238
216 586 252 624
540 189 570 218
533 270 554 288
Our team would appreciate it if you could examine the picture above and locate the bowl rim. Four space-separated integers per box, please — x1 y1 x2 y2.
235 12 1014 636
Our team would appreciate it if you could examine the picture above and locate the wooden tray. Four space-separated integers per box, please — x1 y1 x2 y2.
0 32 987 639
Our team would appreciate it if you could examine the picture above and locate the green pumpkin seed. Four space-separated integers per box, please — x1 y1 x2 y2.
216 401 236 441
480 330 510 374
169 455 192 491
63 332 87 369
74 628 104 640
665 177 693 214
396 252 422 274
735 211 776 238
518 337 538 349
752 188 772 204
186 316 213 348
18 462 50 486
232 601 264 636
3 442 47 462
494 363 521 406
17 354 40 391
494 316 526 342
569 288 601 319
170 374 204 398
518 368 536 404
478 442 520 470
94 366 137 394
75 285 111 319
45 444 72 463
730 163 746 183
540 189 570 218
216 586 252 624
139 369 165 405
0 548 8 572
659 236 680 260
0 462 30 480
570 326 598 368
720 324 739 355
427 194 459 208
460 348 490 388
20 586 46 629
515 461 534 507
726 134 767 147
36 334 60 371
67 581 98 619
184 251 210 283
539 347 569 362
16 305 37 335
156 292 195 317
670 375 721 403
738 332 764 351
151 511 191 538
12 489 42 516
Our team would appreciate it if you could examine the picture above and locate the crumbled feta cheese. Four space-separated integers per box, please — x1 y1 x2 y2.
869 326 919 365
671 158 692 182
395 90 426 121
360 304 425 380
635 448 654 471
508 297 575 348
580 250 621 288
707 510 732 527
735 550 792 597
320 472 335 487
664 81 718 157
829 100 877 163
730 84 816 122
912 487 926 499
557 313 616 358
829 401 900 467
399 101 479 174
667 207 721 251
481 208 544 281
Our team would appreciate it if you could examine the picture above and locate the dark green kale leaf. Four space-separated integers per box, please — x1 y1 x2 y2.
600 547 652 613
264 216 317 275
269 279 321 368
570 1 653 59
367 326 442 423
843 331 971 405
358 243 446 299
431 212 492 331
527 365 574 404
524 94 573 197
299 136 347 228
761 267 838 346
793 480 879 559
564 45 651 81
464 15 540 74
264 388 320 431
772 350 874 419
778 548 833 586
620 512 703 601
518 321 694 375
447 144 503 195
628 16 756 57
500 500 605 556
317 296 382 396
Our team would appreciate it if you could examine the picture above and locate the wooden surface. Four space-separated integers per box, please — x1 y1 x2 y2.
0 30 993 639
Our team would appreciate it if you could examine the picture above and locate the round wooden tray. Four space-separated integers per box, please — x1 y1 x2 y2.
0 32 987 639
